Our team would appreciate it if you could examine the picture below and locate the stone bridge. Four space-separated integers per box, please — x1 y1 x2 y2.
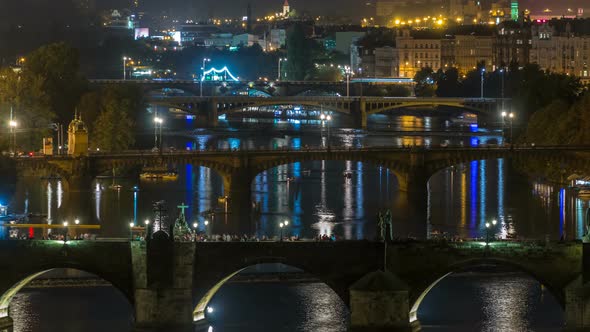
90 79 415 98
147 96 503 128
15 146 590 233
0 239 588 332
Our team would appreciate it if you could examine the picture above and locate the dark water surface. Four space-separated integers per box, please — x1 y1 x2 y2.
9 270 563 332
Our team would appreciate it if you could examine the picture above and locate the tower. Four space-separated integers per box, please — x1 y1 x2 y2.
67 112 88 156
283 0 290 16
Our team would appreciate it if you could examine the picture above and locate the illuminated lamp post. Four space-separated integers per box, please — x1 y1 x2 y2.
485 219 497 246
320 113 332 149
200 58 211 97
129 222 135 241
9 120 17 154
278 58 287 81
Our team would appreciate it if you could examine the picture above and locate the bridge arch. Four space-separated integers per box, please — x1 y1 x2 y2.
367 98 498 115
0 265 134 320
192 259 348 323
408 257 566 324
249 155 407 189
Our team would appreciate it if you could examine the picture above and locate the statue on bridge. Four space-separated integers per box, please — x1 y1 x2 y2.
584 207 590 243
173 203 193 242
377 210 393 242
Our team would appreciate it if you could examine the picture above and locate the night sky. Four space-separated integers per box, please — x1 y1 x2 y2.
0 0 588 23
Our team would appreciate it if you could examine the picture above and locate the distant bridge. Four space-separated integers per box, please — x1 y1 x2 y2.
146 96 505 128
90 78 415 97
15 146 590 234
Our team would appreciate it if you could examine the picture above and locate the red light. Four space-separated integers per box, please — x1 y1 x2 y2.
28 152 33 156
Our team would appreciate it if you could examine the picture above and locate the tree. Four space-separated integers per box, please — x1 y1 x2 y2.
0 67 54 151
21 42 88 124
436 68 462 97
307 66 343 81
88 85 143 152
285 23 313 81
413 67 436 97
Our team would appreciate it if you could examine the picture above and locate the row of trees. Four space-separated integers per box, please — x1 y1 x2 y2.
0 43 142 152
414 63 584 119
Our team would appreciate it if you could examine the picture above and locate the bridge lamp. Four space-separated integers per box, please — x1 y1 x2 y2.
283 220 289 226
144 219 150 226
63 221 68 227
204 220 209 226
207 306 214 313
74 219 80 225
193 222 199 229
129 222 135 228
279 222 285 242
320 114 326 121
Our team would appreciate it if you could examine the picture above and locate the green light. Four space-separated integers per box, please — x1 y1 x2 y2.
511 1 519 21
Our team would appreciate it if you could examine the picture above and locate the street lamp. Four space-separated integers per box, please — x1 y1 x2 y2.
204 220 209 226
200 58 211 97
153 116 163 150
485 219 497 245
63 221 69 242
74 219 80 225
508 112 514 143
129 222 135 240
344 66 352 97
320 113 332 149
279 222 285 242
480 67 486 99
9 120 17 154
501 111 507 142
278 58 287 81
123 57 131 80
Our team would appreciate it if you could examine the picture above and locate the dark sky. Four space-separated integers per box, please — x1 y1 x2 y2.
139 0 590 19
1 0 588 24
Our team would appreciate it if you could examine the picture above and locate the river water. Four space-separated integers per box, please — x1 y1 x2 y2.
2 113 584 331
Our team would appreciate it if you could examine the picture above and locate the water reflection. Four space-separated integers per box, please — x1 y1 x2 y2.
6 156 590 241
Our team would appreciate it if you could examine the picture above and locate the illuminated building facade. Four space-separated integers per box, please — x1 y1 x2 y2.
396 29 441 77
531 20 590 81
493 20 531 68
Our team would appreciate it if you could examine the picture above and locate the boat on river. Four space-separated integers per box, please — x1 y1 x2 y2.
140 170 178 180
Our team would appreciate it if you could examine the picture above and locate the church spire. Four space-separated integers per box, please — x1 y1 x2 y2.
283 0 290 16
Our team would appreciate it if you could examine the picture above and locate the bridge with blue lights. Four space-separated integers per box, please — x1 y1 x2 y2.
147 96 504 128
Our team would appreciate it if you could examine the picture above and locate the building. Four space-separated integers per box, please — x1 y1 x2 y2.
335 31 367 55
493 20 531 68
374 47 399 77
453 33 494 73
530 20 590 81
204 33 233 48
180 25 221 46
67 113 88 157
269 29 287 50
396 29 442 78
283 0 290 16
232 33 262 48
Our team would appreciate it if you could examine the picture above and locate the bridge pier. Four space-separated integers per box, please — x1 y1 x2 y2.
352 98 367 129
350 271 416 332
132 241 196 330
206 99 218 127
222 169 255 234
63 175 93 192
0 316 12 332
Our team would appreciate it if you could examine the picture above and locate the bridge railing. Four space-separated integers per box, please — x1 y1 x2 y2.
12 145 590 160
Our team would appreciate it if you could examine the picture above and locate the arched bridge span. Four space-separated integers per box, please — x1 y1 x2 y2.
0 240 587 331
